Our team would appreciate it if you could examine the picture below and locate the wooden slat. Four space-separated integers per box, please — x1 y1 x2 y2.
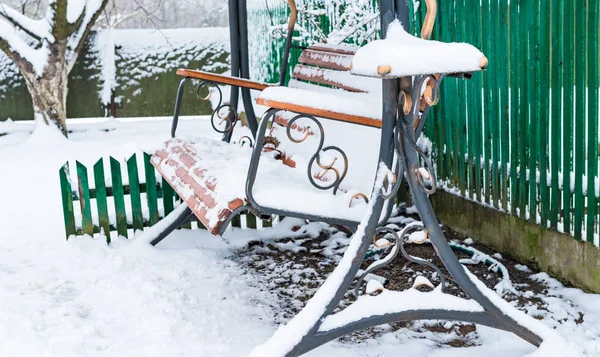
246 213 257 229
256 97 382 128
573 0 587 239
93 158 111 241
231 214 241 228
298 49 353 71
143 153 160 226
292 65 367 93
587 0 599 243
509 0 520 215
550 0 562 228
307 44 358 55
176 69 273 91
563 0 574 233
76 161 94 236
110 158 128 238
539 0 550 227
59 163 76 238
127 154 144 232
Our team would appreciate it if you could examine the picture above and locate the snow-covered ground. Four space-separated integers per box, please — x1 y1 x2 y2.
0 117 599 357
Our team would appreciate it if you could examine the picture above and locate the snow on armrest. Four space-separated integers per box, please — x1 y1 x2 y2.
351 20 488 78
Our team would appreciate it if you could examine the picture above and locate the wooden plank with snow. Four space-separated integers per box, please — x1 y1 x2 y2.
351 21 488 78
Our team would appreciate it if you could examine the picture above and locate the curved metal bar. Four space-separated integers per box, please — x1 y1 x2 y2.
211 103 238 134
285 114 349 194
216 204 253 236
354 227 401 297
245 109 361 227
405 134 437 195
415 73 446 138
354 223 446 297
396 225 446 290
171 77 192 138
397 122 543 347
150 206 195 246
239 135 253 147
381 160 404 200
310 310 507 352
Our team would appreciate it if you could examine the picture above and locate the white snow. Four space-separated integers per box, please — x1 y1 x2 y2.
94 28 116 106
66 0 85 24
351 20 486 78
0 117 599 357
258 86 382 120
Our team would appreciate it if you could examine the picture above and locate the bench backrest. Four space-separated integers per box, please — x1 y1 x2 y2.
289 45 381 95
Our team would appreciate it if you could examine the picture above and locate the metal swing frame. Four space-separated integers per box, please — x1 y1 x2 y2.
151 1 546 355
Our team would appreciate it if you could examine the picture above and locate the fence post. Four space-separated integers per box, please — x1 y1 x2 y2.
110 157 128 238
59 163 76 238
93 158 111 242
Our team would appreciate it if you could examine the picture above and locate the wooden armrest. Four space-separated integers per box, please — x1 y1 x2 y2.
421 0 437 40
176 69 274 91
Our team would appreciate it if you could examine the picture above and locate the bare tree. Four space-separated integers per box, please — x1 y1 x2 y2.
0 0 108 136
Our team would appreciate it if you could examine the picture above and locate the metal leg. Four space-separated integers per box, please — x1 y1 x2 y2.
237 0 259 137
150 206 195 246
397 122 543 346
171 77 191 138
216 204 252 236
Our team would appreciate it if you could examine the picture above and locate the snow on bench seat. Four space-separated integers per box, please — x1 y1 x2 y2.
257 86 382 128
351 20 488 78
152 137 371 235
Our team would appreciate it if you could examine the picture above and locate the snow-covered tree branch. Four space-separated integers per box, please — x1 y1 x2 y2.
0 0 108 136
266 0 379 46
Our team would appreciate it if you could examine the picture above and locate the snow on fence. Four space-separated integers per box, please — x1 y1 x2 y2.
415 0 600 244
0 28 229 121
59 153 277 242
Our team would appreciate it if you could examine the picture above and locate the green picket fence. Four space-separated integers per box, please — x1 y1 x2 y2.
408 0 599 244
59 153 276 242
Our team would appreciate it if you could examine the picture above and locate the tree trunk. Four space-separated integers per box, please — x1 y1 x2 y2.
20 44 70 137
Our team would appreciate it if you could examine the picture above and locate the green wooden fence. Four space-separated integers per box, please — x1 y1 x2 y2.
408 0 599 244
249 0 599 245
59 153 275 242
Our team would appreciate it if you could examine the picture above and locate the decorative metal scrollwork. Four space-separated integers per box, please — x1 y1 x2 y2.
407 133 437 195
349 193 369 207
354 222 447 298
285 114 349 195
195 81 238 134
239 135 253 147
398 74 446 126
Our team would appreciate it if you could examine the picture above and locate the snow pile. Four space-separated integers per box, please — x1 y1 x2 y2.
0 117 599 357
351 20 487 78
94 29 117 106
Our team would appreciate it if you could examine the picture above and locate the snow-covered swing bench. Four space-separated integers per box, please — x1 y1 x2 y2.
148 0 570 356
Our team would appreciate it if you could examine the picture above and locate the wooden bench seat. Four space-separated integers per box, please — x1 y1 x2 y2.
163 44 386 235
151 137 371 235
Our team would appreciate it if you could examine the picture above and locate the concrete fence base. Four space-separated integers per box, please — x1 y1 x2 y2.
431 190 600 293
